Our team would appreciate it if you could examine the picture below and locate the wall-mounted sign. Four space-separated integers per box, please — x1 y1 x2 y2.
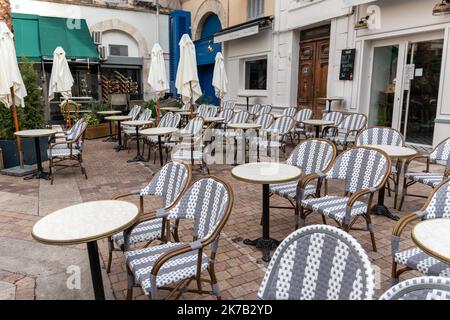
339 49 356 81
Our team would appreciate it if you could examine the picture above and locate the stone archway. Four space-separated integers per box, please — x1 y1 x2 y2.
192 0 227 41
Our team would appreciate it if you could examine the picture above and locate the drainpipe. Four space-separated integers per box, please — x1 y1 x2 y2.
156 0 160 43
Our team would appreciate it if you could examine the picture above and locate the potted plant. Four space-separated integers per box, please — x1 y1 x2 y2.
84 102 111 140
0 62 47 169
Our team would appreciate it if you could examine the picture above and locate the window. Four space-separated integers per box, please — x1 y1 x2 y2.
248 0 264 20
245 58 267 90
109 44 129 57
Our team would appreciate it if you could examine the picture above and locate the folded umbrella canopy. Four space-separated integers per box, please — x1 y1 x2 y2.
175 34 202 117
148 43 169 123
212 52 228 111
0 21 27 168
48 47 74 126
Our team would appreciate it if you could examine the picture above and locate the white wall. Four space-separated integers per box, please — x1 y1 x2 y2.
102 30 139 57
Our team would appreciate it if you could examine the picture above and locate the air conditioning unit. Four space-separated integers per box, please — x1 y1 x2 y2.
92 31 102 45
98 46 108 61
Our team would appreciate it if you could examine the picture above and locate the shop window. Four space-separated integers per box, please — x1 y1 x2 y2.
109 44 129 57
245 58 267 90
248 0 264 20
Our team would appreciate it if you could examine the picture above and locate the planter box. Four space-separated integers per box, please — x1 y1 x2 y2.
85 123 112 140
0 137 49 169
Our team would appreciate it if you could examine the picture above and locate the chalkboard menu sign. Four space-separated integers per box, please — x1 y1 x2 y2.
339 49 356 81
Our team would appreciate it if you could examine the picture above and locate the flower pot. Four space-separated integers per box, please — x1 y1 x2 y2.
85 123 112 140
0 137 49 169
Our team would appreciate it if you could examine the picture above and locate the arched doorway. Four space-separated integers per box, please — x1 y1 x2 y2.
194 13 222 105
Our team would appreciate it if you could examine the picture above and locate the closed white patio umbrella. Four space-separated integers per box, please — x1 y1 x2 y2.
212 52 227 111
48 47 74 127
148 43 169 124
0 21 27 168
175 34 202 118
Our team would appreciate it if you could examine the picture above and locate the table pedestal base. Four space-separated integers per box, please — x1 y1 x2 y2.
87 241 105 300
243 237 280 262
24 171 50 180
128 154 146 163
371 204 400 221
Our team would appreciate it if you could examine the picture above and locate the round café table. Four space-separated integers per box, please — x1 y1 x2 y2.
228 123 262 164
15 129 57 180
302 119 335 138
362 145 417 221
232 162 302 262
160 107 181 113
105 115 132 152
412 218 450 265
271 113 283 120
122 120 154 162
32 200 139 300
140 127 178 166
97 111 122 142
318 97 344 113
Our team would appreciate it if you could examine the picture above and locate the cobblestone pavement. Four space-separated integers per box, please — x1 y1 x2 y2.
0 137 436 300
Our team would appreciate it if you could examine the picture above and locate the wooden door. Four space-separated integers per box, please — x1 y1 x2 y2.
298 28 330 118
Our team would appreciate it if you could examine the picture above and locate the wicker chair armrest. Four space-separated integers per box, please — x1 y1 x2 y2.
322 125 337 137
444 168 450 177
392 212 422 237
111 190 140 200
347 188 375 207
298 173 322 189
49 141 73 149
404 154 429 172
150 243 195 276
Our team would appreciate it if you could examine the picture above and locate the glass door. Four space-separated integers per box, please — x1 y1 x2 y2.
400 39 444 146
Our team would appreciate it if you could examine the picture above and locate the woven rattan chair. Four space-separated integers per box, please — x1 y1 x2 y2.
254 105 272 119
257 225 375 300
270 139 336 229
299 147 391 251
282 107 297 117
249 104 261 120
47 122 88 185
106 162 192 273
356 127 405 208
255 116 295 158
292 108 313 141
221 100 236 111
125 176 234 300
324 113 367 150
398 137 450 211
305 111 344 138
391 178 450 282
380 276 450 300
123 108 154 152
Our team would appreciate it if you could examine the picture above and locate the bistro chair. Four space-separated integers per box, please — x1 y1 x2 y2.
255 116 295 158
391 178 450 282
221 100 236 111
125 176 234 300
249 104 261 120
254 113 274 130
106 162 192 273
305 111 344 138
299 147 391 251
257 225 375 300
254 105 272 119
356 127 405 208
398 137 450 211
220 110 250 136
324 113 367 150
270 139 336 229
123 108 154 152
47 122 88 185
282 107 297 118
292 108 313 142
128 105 142 121
217 109 235 129
53 118 85 145
380 276 450 300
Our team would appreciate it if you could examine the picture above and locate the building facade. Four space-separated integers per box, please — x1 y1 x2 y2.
275 0 450 147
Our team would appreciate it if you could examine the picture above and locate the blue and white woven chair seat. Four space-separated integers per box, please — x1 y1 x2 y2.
380 277 450 300
172 149 204 163
125 242 209 295
405 172 444 187
47 148 80 157
270 183 316 200
329 135 356 145
394 247 450 277
112 218 171 248
301 196 367 224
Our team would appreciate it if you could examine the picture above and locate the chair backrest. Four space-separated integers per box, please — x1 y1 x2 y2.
249 104 261 115
181 117 204 136
140 162 191 208
323 111 343 125
166 177 233 240
181 103 190 111
429 137 450 169
218 109 234 123
294 108 313 123
222 100 236 110
380 276 450 300
256 105 272 117
356 127 404 147
138 108 153 122
206 105 217 117
255 113 274 130
159 112 180 128
258 225 374 300
326 147 390 194
67 118 85 140
419 179 450 220
287 139 336 175
158 112 173 127
72 122 88 150
338 113 367 134
269 116 295 135
282 107 297 117
230 111 250 124
197 104 209 117
128 105 141 120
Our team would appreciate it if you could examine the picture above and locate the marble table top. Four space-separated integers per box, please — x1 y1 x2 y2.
15 129 57 138
232 162 302 185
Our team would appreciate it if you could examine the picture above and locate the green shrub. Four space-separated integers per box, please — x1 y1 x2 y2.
144 100 157 118
83 113 100 126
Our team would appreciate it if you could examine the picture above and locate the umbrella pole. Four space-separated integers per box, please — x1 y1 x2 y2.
218 98 222 113
10 88 24 169
156 98 161 125
189 82 194 120
66 98 72 128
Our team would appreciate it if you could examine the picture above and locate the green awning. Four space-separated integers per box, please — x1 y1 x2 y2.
11 14 99 62
12 13 41 62
38 16 99 61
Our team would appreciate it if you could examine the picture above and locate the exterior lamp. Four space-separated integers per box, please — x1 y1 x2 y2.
354 15 370 30
207 40 213 53
433 0 450 16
